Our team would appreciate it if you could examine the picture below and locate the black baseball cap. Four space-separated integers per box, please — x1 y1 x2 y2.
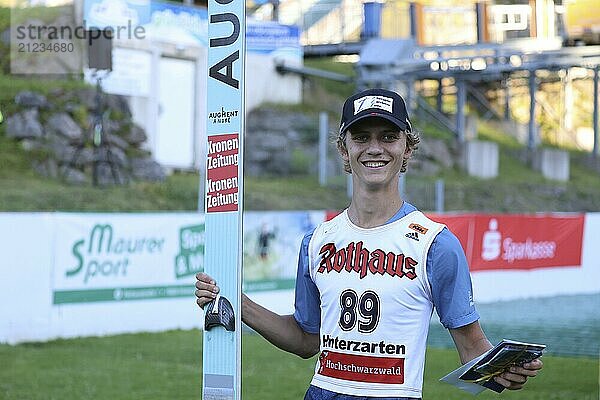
339 88 412 135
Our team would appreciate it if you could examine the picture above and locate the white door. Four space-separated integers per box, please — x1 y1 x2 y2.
156 57 195 168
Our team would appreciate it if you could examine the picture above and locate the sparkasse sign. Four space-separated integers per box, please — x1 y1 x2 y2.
431 214 585 271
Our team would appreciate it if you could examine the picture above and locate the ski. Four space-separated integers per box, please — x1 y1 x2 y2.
202 0 245 399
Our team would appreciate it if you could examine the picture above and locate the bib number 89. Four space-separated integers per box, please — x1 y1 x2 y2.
339 289 380 333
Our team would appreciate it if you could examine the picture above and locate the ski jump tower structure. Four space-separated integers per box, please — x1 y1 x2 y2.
300 2 600 171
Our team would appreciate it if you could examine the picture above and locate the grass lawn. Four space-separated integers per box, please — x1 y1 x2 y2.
1 330 598 400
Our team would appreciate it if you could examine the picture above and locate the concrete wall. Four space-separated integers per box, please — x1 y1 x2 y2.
534 148 570 181
464 140 499 179
246 54 302 111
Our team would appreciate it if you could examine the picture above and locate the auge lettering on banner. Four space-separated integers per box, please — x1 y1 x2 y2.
208 0 240 90
66 224 165 283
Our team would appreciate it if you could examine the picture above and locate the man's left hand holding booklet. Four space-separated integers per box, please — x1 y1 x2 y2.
440 339 546 395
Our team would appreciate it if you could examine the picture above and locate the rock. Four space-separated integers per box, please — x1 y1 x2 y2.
247 109 314 132
94 146 128 167
6 88 161 186
32 158 59 179
14 91 49 108
83 115 121 136
243 107 328 176
95 164 129 186
21 139 43 152
285 129 301 142
244 163 263 176
104 133 129 150
104 94 131 117
45 133 69 154
250 131 289 151
46 112 82 141
130 157 166 182
426 138 454 168
246 148 272 163
60 166 87 185
409 159 441 176
49 88 65 98
5 109 44 139
125 124 147 145
102 119 122 136
245 131 291 176
63 102 80 114
416 138 454 168
44 134 93 165
76 90 131 117
56 146 94 166
75 88 97 110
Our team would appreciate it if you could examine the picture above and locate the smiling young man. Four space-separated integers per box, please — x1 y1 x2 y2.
196 88 543 399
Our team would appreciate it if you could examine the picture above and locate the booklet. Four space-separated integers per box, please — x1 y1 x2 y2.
440 339 546 395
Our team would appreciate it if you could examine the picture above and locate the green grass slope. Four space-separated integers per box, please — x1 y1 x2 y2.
1 60 599 212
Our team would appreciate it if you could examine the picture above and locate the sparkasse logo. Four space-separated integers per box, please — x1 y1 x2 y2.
481 219 557 263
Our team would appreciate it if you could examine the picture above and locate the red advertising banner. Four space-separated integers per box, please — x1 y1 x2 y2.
326 211 584 271
430 213 585 271
205 133 240 213
326 210 342 221
318 351 404 384
467 214 584 271
428 214 472 257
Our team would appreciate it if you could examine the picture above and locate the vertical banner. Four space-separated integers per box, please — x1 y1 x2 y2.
203 0 245 399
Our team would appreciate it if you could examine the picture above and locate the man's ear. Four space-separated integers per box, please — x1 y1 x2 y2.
337 141 349 162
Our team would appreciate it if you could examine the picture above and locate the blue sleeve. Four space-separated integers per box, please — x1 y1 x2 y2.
426 228 480 329
293 230 321 334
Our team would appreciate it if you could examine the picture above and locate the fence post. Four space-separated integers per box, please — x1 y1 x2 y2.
456 80 466 143
435 179 445 213
398 174 406 200
347 174 353 198
593 65 598 159
339 0 345 41
528 69 538 151
319 112 328 186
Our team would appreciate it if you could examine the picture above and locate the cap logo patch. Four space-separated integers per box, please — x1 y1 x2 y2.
353 95 393 115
